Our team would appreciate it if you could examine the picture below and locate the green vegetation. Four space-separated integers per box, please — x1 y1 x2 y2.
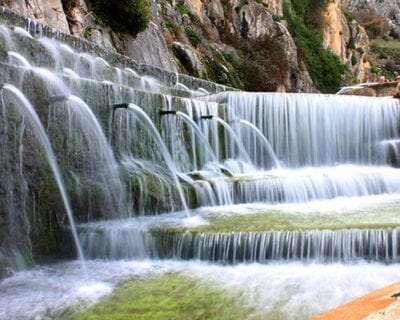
272 14 281 22
237 35 289 91
75 273 255 320
164 206 400 233
164 19 175 33
177 3 191 16
185 28 202 47
371 39 400 64
214 30 289 91
370 39 400 78
284 0 347 92
83 27 92 39
204 47 242 88
87 0 151 35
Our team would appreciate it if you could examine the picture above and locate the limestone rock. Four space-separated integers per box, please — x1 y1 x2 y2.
172 42 206 77
323 1 370 82
0 0 70 33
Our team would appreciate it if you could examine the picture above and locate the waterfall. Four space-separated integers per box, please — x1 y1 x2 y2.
0 20 399 275
0 84 86 271
206 92 400 167
125 103 191 217
79 226 400 263
232 119 281 169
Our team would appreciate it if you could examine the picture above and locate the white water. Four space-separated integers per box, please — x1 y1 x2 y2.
212 116 253 164
127 104 191 217
7 51 31 67
176 111 218 165
233 119 281 169
1 21 400 320
209 92 400 167
199 165 400 206
0 260 398 320
1 84 86 271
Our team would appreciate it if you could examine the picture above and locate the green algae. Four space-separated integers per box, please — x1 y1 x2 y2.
158 205 400 234
74 273 255 320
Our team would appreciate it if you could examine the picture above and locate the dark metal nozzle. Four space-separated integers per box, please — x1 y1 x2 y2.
159 110 177 116
201 115 214 120
113 103 130 110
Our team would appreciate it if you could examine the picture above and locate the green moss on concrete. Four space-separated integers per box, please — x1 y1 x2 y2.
162 206 400 233
75 273 255 320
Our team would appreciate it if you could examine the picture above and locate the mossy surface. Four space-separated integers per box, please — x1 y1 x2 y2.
162 206 400 233
75 273 254 320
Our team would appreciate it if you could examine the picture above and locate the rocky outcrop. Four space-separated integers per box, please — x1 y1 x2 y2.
323 1 370 82
160 0 315 91
0 0 70 32
64 0 178 72
340 0 400 81
0 0 316 92
172 42 206 77
0 0 178 72
344 0 400 35
5 0 398 91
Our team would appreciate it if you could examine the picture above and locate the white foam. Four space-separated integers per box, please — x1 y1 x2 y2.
0 260 398 320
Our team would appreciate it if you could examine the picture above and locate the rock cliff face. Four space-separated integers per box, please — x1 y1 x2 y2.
323 1 370 82
1 0 388 91
0 0 70 32
159 0 316 91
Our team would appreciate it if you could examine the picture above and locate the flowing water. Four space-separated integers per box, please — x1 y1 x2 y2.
0 84 86 271
0 260 399 320
0 19 399 319
232 119 281 169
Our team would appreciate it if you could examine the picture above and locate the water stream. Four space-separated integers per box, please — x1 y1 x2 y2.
126 104 190 217
232 119 281 169
0 84 86 272
0 20 400 319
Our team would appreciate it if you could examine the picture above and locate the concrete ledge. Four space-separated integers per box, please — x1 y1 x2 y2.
314 281 400 320
340 81 400 97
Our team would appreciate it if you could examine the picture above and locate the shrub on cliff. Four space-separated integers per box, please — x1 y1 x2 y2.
88 0 151 36
238 35 288 92
284 0 346 92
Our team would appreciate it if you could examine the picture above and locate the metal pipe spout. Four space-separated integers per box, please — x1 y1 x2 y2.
159 110 177 116
113 103 130 110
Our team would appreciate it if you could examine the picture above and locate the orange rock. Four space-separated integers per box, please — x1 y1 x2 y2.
313 282 400 320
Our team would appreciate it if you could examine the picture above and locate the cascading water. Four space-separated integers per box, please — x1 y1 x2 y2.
175 111 218 166
218 92 400 167
232 119 281 169
207 116 253 166
0 84 86 271
125 103 190 217
1 17 400 319
47 95 129 220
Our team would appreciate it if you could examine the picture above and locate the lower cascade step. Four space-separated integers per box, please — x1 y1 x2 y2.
79 227 400 263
